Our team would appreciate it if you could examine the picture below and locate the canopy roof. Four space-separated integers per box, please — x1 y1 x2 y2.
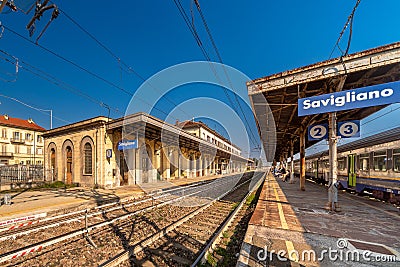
247 42 400 161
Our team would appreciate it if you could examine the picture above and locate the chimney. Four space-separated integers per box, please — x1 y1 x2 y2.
4 114 8 120
28 118 34 124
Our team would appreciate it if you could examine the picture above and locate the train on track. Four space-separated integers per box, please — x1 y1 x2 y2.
294 126 400 204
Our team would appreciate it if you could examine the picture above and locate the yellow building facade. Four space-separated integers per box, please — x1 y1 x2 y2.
43 113 248 188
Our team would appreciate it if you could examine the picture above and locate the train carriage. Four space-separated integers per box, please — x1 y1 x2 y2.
294 127 400 204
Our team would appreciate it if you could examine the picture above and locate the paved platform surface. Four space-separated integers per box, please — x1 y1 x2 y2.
0 174 221 221
238 174 400 267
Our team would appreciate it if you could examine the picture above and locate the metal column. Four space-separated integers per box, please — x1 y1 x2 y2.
328 112 339 211
299 128 306 191
289 140 295 183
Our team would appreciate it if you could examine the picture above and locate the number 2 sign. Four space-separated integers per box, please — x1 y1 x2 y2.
308 124 328 141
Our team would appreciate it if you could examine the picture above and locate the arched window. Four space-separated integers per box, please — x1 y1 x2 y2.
84 142 92 175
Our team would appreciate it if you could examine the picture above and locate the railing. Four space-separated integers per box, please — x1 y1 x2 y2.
10 138 25 143
0 165 56 185
0 152 13 157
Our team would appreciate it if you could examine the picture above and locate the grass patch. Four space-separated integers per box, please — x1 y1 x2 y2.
246 192 256 205
0 181 77 193
206 253 217 267
38 181 77 189
214 247 227 256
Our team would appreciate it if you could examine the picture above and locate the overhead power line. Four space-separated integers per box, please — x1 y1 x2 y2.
0 48 121 115
176 0 260 148
58 7 195 120
3 24 134 97
0 93 70 127
1 25 188 122
329 0 362 58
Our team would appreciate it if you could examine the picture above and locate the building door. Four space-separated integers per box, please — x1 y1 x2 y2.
119 151 129 185
348 154 356 187
141 144 152 183
50 148 56 180
66 146 73 184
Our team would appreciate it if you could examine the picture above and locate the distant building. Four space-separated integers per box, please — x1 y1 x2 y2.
0 114 46 165
177 120 241 155
43 113 248 188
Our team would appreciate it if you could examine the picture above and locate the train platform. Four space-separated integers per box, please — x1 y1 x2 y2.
238 174 400 267
0 174 221 222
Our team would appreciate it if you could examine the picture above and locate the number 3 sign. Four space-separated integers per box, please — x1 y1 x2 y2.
338 120 360 138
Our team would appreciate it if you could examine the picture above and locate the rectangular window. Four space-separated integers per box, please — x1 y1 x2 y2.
26 133 32 141
1 129 6 138
13 132 20 140
27 146 31 155
338 157 346 170
207 136 210 142
359 153 369 171
84 143 92 175
373 151 387 171
393 149 400 172
14 145 20 154
36 148 43 155
37 135 43 143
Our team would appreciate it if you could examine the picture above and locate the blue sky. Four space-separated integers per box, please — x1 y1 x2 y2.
0 0 400 158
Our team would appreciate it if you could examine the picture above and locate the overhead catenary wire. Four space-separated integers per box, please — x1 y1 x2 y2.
2 25 134 97
193 1 260 148
173 0 260 148
0 48 121 115
1 26 187 122
57 7 196 120
329 0 362 59
0 93 71 125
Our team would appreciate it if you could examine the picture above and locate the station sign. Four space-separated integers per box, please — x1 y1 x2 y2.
337 120 360 138
117 139 138 150
298 80 400 116
308 124 328 141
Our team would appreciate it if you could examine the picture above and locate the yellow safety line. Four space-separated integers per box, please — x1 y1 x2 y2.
273 185 298 263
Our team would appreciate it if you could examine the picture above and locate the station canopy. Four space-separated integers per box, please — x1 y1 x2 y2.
247 42 400 161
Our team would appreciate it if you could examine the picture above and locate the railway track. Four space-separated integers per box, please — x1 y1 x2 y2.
0 178 220 245
100 171 265 267
0 172 262 266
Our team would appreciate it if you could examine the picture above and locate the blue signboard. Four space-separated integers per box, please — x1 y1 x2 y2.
117 140 138 150
308 124 328 141
298 81 400 116
337 120 360 138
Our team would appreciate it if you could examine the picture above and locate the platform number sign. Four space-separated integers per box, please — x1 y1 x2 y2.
338 120 360 138
106 149 112 159
308 124 328 141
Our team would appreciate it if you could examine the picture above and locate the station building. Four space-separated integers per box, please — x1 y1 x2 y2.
43 112 248 188
0 115 46 166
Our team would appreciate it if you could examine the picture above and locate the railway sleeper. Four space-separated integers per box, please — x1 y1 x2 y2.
196 213 226 223
176 228 208 244
172 231 205 247
178 225 213 237
184 222 218 232
150 240 197 260
143 248 192 266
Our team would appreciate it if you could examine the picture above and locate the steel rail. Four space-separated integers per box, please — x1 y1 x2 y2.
98 172 260 267
0 178 218 239
0 178 225 264
191 172 266 266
